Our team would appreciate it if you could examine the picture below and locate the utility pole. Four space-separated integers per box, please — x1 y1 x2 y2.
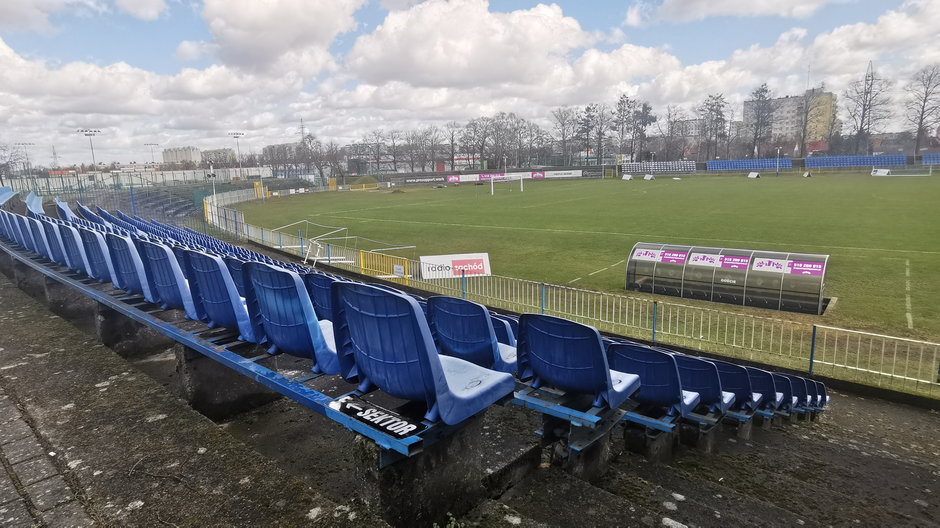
77 129 101 178
776 146 781 177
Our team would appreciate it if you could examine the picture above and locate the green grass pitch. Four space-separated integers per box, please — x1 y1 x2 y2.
237 171 940 341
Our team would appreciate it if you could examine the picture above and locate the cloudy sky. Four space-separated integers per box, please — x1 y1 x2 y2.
1 0 937 166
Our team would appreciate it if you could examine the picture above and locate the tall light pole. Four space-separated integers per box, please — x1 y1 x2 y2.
13 142 34 190
228 131 257 200
77 129 101 174
776 146 781 177
144 143 159 166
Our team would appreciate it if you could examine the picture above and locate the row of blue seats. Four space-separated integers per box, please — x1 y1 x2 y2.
804 154 906 168
706 158 793 171
0 199 830 438
923 153 940 166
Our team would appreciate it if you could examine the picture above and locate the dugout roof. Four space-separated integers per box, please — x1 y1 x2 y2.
625 242 829 315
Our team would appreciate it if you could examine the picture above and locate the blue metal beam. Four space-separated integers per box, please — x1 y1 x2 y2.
1 240 431 458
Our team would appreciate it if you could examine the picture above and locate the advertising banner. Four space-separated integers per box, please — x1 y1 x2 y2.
631 248 662 262
751 258 788 273
720 255 750 269
660 250 688 264
405 176 446 184
788 261 825 276
688 253 719 267
420 253 492 279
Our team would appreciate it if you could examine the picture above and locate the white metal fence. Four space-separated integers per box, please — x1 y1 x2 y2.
203 189 940 400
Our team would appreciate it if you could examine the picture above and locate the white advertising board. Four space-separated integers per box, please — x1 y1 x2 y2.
420 253 492 279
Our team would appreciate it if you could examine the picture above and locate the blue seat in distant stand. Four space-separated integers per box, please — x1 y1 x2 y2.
427 296 517 374
332 282 515 425
672 355 735 415
182 249 256 343
607 342 700 419
243 261 338 374
517 314 640 409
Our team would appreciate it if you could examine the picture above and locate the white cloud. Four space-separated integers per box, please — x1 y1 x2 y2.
380 0 424 11
175 40 216 62
114 0 166 20
200 0 365 77
627 0 835 26
347 0 593 88
0 0 107 32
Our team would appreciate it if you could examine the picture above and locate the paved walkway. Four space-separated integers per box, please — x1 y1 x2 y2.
1 388 93 527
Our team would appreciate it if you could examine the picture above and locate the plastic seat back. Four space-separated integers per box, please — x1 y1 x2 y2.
333 282 438 401
816 381 829 407
710 359 758 409
39 218 68 266
56 223 92 276
672 355 723 407
427 296 500 368
243 262 337 373
745 367 780 409
607 342 682 408
772 373 794 411
783 374 810 408
491 316 516 346
15 215 36 252
333 282 515 424
805 379 820 408
182 249 254 342
136 239 197 318
77 227 117 283
517 314 623 408
26 217 51 258
104 232 154 301
303 272 343 322
223 256 247 296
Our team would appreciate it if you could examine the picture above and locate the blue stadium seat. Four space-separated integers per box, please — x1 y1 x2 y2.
781 374 812 412
771 373 796 414
332 282 515 425
303 272 346 322
243 261 338 373
517 314 640 409
805 379 823 411
38 218 68 267
672 355 735 415
16 215 37 252
181 249 255 342
490 316 516 347
745 367 784 413
607 342 699 419
426 296 517 374
135 239 198 319
815 381 830 407
706 358 762 413
104 232 155 302
77 227 118 284
223 256 248 297
26 217 52 259
49 220 91 275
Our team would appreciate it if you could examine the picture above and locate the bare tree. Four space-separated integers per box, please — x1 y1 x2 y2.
0 144 24 186
595 104 612 166
905 64 940 155
367 130 384 173
612 94 636 160
444 121 461 171
424 125 444 171
461 117 492 170
746 83 776 157
551 106 578 165
698 93 728 160
630 102 656 160
326 141 346 186
655 105 687 161
386 129 402 172
844 62 892 154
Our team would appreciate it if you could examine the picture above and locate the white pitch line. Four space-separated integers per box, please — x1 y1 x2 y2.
322 215 940 256
588 267 609 276
905 259 913 329
568 277 582 284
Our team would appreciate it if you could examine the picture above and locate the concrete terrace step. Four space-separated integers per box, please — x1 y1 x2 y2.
0 274 386 527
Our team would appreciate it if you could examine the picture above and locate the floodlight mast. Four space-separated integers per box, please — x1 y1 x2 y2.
77 129 101 172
